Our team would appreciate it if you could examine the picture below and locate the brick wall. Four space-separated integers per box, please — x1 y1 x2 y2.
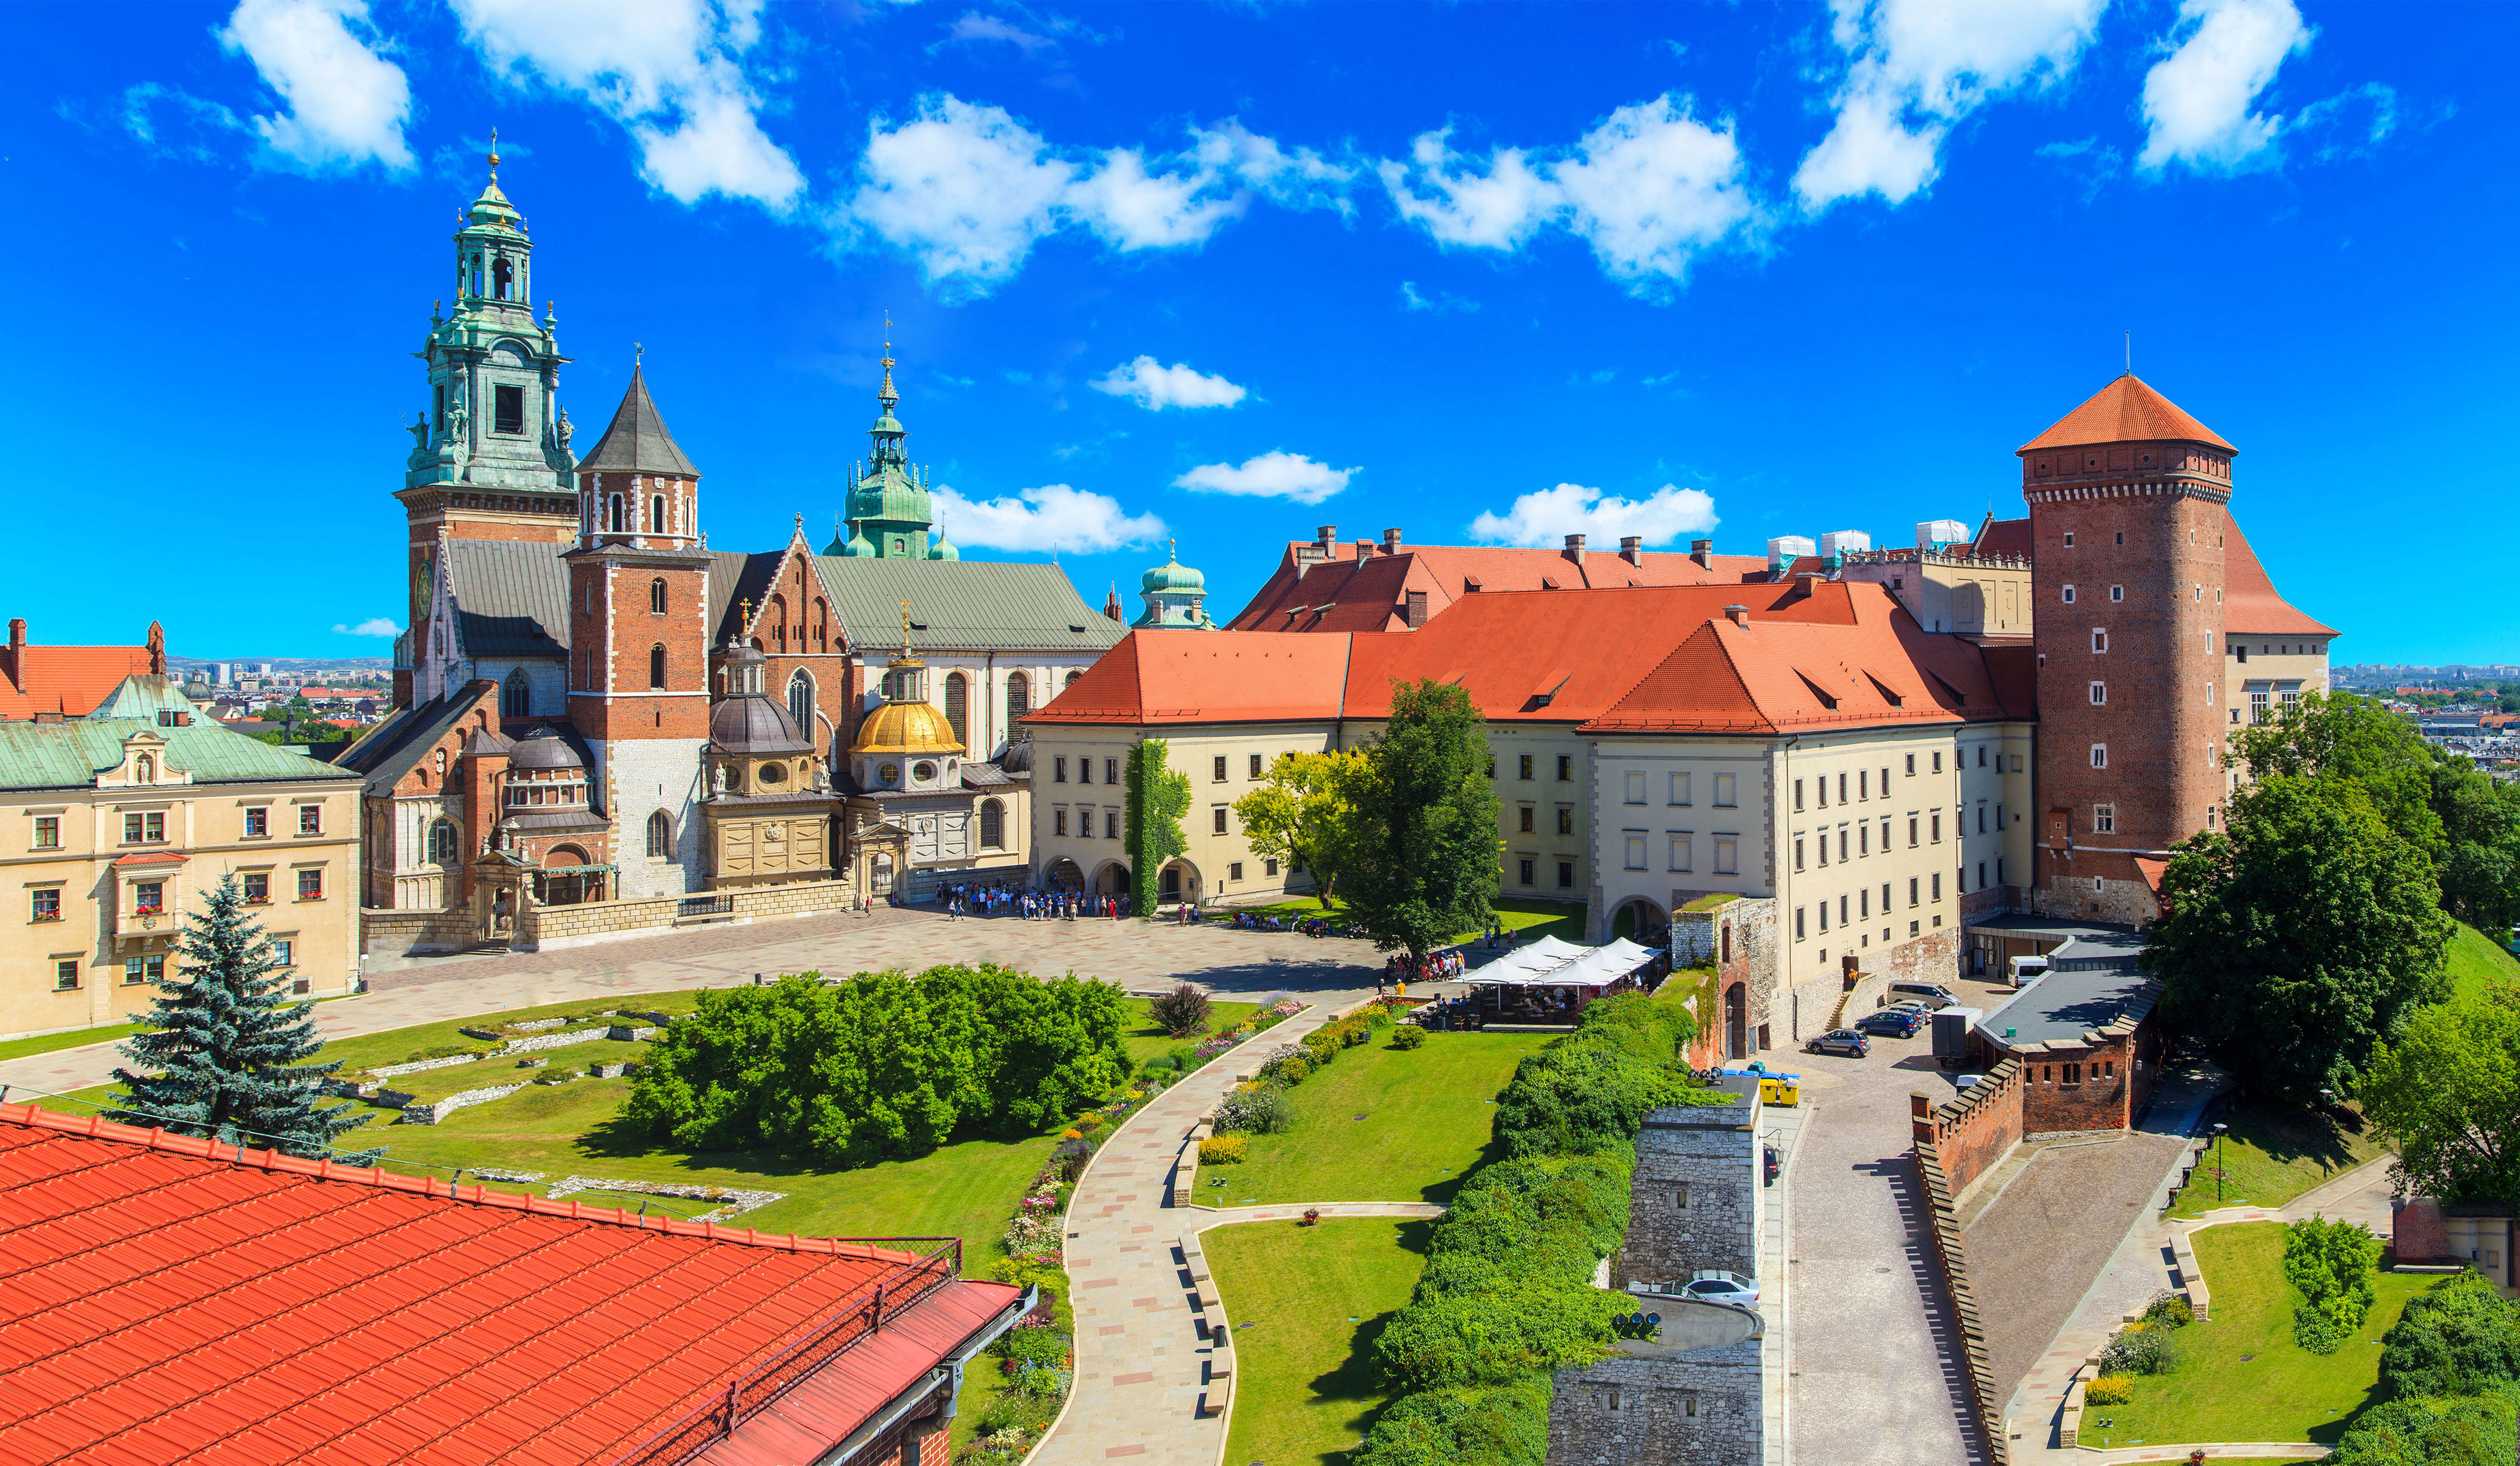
1913 1139 2005 1464
2010 992 2159 1134
1912 1058 2024 1198
1614 1090 1760 1289
1548 1341 1763 1465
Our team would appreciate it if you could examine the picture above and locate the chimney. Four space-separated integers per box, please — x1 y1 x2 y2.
1316 525 1337 555
1724 604 1750 628
1794 571 1825 598
6 618 23 656
1564 533 1586 568
1619 536 1643 566
1357 539 1378 560
1405 590 1429 628
1383 527 1403 555
1691 538 1715 569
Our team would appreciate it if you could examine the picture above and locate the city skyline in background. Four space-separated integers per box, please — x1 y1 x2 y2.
4 1 2514 663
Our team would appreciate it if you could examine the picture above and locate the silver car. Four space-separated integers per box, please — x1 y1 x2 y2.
1682 1270 1760 1307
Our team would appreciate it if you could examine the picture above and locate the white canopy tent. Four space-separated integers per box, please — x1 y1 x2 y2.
1460 936 1656 990
1463 936 1588 986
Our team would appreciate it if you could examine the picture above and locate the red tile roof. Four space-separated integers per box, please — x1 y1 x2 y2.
1032 580 2025 734
0 646 159 720
2018 375 2234 453
0 1104 1018 1466
1969 515 2032 560
2221 510 2337 638
1225 542 1771 633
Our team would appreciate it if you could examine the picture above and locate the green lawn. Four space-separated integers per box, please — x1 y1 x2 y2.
1237 895 1584 947
2443 919 2520 1002
1206 1030 1528 1207
1123 999 1261 1069
1208 1217 1433 1466
0 1022 140 1065
2167 1100 2392 1220
2090 1222 2430 1449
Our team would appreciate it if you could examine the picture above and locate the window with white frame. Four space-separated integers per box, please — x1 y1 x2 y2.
2090 681 2107 705
2094 803 2115 834
1714 835 1737 875
1625 835 1647 870
2062 585 2076 604
1669 833 1692 872
2092 628 2108 653
1669 772 1691 806
1625 771 1646 805
1713 772 1736 807
2091 744 2108 769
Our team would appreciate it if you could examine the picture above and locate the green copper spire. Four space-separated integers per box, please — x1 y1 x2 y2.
829 323 941 558
1132 540 1214 629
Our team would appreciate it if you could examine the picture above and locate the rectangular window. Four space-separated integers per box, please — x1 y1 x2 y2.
1819 902 1830 933
1860 888 1869 919
1556 807 1574 836
1213 755 1229 782
1054 757 1067 783
1977 860 1987 890
1816 776 1827 809
1106 758 1119 784
1557 860 1575 889
1859 822 1869 856
1908 877 1919 907
1817 831 1828 866
493 383 525 434
272 939 293 967
1795 907 1806 940
33 815 59 849
1625 836 1646 871
123 813 165 844
1714 836 1737 875
1624 771 1646 805
298 805 322 835
2091 744 2108 769
1904 753 1916 776
2250 688 2270 723
1931 873 1943 901
2093 628 2109 653
1839 829 1849 862
2062 584 2077 604
242 872 270 904
1519 754 1534 780
1669 772 1691 806
1079 758 1093 785
1882 881 1892 913
124 955 164 986
2094 803 2115 834
1794 778 1805 811
1518 857 1536 886
1556 754 1572 781
1932 751 1943 774
1229 862 1244 881
1264 858 1279 877
2111 585 2124 602
1997 856 2005 885
1838 772 1848 803
2090 681 2107 705
1714 772 1736 807
1100 811 1114 839
1839 894 1849 925
1669 834 1692 873
31 888 61 922
134 880 164 914
1794 836 1805 872
1519 806 1534 833
54 960 78 991
1250 753 1264 779
1054 809 1068 837
1978 745 1987 767
1212 806 1229 834
1931 812 1942 843
297 868 324 900
1907 816 1918 847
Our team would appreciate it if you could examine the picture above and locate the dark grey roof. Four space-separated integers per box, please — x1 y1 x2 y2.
1980 967 2157 1049
509 726 585 771
998 739 1034 774
708 550 785 645
576 368 699 477
447 540 570 659
810 557 1127 655
332 689 484 797
961 761 1014 789
709 694 813 754
496 809 610 834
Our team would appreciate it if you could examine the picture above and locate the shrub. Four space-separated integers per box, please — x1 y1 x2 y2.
2284 1215 2384 1339
2082 1375 2131 1407
1301 1030 1341 1066
1199 1134 1248 1165
1392 1025 1428 1050
1075 1111 1105 1134
996 1325 1070 1368
1148 983 1213 1037
2143 1293 2195 1328
2381 1271 2520 1398
2098 1323 2180 1376
1215 1084 1292 1136
2293 1304 2344 1355
2327 1389 2520 1466
1263 1050 1313 1086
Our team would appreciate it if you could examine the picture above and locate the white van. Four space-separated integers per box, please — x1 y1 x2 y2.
2006 955 2051 989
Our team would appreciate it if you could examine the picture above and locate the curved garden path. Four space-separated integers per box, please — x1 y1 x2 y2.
1031 999 1375 1465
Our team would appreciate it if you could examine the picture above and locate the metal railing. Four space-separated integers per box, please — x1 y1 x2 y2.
676 894 734 919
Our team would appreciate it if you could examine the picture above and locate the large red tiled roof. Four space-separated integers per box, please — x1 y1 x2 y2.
1031 580 2024 733
0 1104 1018 1466
1969 515 2032 560
2019 375 2234 453
1225 542 1770 633
2222 509 2337 638
0 646 158 720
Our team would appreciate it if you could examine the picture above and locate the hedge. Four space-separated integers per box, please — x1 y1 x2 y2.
1356 986 1701 1465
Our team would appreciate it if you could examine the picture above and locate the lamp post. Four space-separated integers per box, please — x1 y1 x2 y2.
2212 1121 2230 1204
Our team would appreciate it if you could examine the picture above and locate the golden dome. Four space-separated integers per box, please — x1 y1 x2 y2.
852 698 961 756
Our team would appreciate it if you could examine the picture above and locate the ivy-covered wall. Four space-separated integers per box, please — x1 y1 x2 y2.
1125 738 1189 915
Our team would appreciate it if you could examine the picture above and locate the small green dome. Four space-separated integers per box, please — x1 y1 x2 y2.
929 532 960 562
845 532 877 557
1142 549 1204 594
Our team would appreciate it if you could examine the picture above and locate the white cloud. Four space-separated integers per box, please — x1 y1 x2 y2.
940 12 1055 54
846 97 1335 291
1375 96 1758 294
933 483 1166 554
1092 356 1248 410
1173 452 1356 505
218 0 413 171
450 0 804 209
2139 0 2312 174
1468 483 1719 547
1399 281 1479 313
333 617 402 637
1794 0 2107 210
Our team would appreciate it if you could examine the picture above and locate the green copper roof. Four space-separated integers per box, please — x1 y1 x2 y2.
0 685 357 791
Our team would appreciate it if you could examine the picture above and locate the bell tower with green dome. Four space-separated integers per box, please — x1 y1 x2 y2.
1132 541 1214 629
824 335 954 559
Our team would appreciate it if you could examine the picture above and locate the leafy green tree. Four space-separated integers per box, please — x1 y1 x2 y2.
2360 992 2520 1207
2379 1271 2520 1399
1125 738 1191 914
107 874 378 1163
1338 679 1502 960
2284 1213 2384 1349
2149 774 2451 1103
2325 1391 2519 1466
1231 749 1366 908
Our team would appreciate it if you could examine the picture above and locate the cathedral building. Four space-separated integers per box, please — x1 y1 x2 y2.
342 158 1122 952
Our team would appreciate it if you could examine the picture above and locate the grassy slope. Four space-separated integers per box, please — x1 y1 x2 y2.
2166 1100 2391 1220
2444 919 2520 1001
1208 1217 1433 1466
1122 1000 1260 1069
0 1022 139 1064
1207 1030 1530 1207
2094 1222 2429 1448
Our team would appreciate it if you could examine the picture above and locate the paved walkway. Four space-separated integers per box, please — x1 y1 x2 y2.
0 908 1389 1100
1031 1000 1353 1466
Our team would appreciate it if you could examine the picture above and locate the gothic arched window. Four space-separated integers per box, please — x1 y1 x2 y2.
979 798 1004 850
646 810 672 858
649 577 668 615
607 495 625 533
1005 672 1031 725
649 495 667 535
501 672 529 717
648 645 668 690
787 670 815 735
429 819 458 866
945 672 968 748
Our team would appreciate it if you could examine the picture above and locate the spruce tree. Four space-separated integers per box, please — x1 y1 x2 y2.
107 873 380 1164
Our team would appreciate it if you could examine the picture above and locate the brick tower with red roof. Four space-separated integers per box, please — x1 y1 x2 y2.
2022 374 2237 923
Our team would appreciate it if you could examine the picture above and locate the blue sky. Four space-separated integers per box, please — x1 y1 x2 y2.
6 1 2512 664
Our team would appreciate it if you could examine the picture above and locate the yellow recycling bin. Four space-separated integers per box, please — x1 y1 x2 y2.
1758 1076 1800 1107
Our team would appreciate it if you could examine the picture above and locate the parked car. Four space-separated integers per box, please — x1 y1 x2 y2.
1682 1270 1761 1307
1804 1028 1870 1058
1763 1143 1781 1187
1855 1008 1925 1038
1886 982 1961 1010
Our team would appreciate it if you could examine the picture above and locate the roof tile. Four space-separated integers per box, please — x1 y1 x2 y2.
2018 374 2234 453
